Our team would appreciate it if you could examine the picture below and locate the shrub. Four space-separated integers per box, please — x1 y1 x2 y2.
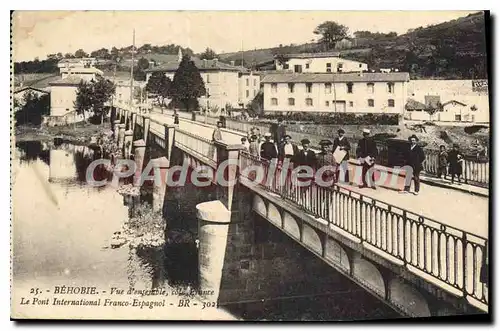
261 112 399 125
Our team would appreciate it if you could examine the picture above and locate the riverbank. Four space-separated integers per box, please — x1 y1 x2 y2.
14 123 111 145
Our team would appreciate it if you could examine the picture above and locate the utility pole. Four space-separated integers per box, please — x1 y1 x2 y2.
332 74 337 113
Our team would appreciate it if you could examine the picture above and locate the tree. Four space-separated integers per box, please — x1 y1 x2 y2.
313 21 349 50
74 77 116 124
145 72 171 109
64 53 74 59
90 47 110 59
75 49 88 58
199 47 217 60
169 55 206 112
424 101 442 121
137 57 150 71
74 80 93 122
15 92 50 126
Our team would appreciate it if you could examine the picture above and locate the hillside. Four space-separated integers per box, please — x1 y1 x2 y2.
219 11 488 79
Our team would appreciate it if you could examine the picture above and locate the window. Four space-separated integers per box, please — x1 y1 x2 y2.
325 101 330 107
246 78 249 86
288 83 295 93
288 98 295 106
253 79 256 86
306 98 313 106
325 83 332 94
271 83 277 93
246 90 249 98
387 82 394 93
367 83 374 94
349 101 354 107
368 99 374 107
254 90 257 96
207 74 210 83
326 63 332 73
283 63 289 69
455 114 461 121
388 99 395 107
359 63 363 68
337 63 343 72
305 63 310 69
306 83 313 93
271 98 278 106
294 65 302 73
347 82 353 93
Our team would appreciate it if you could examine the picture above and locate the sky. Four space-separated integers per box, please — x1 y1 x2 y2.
12 10 479 62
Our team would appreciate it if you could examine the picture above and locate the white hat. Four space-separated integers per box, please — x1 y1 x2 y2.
264 132 272 137
362 129 371 134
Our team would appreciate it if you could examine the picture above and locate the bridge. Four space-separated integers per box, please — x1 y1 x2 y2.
112 103 489 318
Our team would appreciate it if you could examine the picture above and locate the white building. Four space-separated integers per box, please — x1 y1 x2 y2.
274 52 368 74
47 67 104 126
405 80 490 123
145 51 260 112
57 58 97 70
261 72 409 114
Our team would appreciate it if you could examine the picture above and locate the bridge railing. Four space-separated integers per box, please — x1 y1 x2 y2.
174 128 217 168
238 152 488 308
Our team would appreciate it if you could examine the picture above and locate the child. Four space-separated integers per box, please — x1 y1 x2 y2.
447 144 463 184
437 145 448 180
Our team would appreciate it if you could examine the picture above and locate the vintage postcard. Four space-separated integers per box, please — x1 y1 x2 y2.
11 10 490 321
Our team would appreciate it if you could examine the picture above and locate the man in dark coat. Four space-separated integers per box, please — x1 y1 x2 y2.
295 138 317 168
278 134 299 164
332 128 351 184
273 117 287 146
401 135 425 195
447 144 463 184
356 129 379 189
260 133 278 161
316 139 337 186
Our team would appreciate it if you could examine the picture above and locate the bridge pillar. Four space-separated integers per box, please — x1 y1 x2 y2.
133 139 147 185
214 141 244 211
143 115 151 143
196 200 231 303
164 124 177 160
117 124 126 151
123 130 133 159
123 109 129 129
151 156 170 213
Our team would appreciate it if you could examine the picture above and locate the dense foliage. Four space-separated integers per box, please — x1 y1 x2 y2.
145 72 172 108
169 55 206 111
260 112 400 125
74 77 116 123
14 92 50 126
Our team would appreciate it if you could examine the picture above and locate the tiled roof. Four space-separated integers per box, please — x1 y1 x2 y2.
145 57 248 73
14 86 50 94
442 100 467 107
405 98 427 110
261 72 410 84
276 51 341 59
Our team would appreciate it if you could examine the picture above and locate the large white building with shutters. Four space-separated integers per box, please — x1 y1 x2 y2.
261 72 410 115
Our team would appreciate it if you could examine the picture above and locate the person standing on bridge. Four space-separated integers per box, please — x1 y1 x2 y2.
356 129 378 189
173 112 179 125
260 133 278 162
437 145 448 180
273 117 287 146
316 139 337 187
210 121 223 160
278 134 299 165
332 128 351 184
447 144 464 185
401 135 425 195
248 135 260 157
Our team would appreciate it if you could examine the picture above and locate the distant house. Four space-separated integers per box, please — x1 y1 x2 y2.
274 51 368 74
405 96 479 123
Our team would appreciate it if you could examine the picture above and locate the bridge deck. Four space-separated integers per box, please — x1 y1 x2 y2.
146 111 488 239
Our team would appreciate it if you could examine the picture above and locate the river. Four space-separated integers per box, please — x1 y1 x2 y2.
11 140 400 321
